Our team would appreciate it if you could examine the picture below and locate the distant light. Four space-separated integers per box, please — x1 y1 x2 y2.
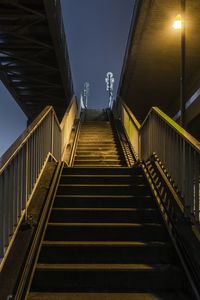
105 72 115 108
173 14 182 30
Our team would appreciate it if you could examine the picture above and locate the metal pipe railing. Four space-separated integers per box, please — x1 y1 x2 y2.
0 97 78 267
117 100 200 223
117 98 141 160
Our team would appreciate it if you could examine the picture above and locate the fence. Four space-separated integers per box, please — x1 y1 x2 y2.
117 99 140 159
118 100 200 223
0 97 77 266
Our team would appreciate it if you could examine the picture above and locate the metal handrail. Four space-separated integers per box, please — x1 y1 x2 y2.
141 107 200 153
143 158 200 299
120 100 141 130
68 116 82 167
108 109 135 166
60 96 77 129
60 96 78 160
15 162 64 299
117 100 200 224
0 106 59 172
117 98 140 159
0 97 77 267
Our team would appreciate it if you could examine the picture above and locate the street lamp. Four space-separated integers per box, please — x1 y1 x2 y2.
173 0 186 128
83 82 89 108
173 14 182 30
105 72 115 108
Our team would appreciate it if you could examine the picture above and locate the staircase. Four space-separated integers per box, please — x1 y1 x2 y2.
27 166 192 299
73 113 126 167
25 112 193 299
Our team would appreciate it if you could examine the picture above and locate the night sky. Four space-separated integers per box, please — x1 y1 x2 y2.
61 0 134 108
0 0 134 156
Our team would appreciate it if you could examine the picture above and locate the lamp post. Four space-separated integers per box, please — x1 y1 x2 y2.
105 72 114 108
83 82 89 108
173 0 186 128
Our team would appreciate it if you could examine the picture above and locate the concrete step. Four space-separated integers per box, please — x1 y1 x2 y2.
28 292 193 300
76 144 117 147
79 131 113 133
39 241 175 264
62 167 140 175
81 122 110 125
77 141 116 144
74 155 121 160
49 207 162 223
76 146 118 151
31 263 185 292
45 223 168 242
76 150 119 155
79 131 114 134
82 110 107 121
57 183 150 196
78 137 115 141
59 174 145 184
73 161 123 167
53 195 156 209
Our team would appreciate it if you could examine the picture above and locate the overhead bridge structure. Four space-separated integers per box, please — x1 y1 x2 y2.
0 0 73 122
0 0 200 299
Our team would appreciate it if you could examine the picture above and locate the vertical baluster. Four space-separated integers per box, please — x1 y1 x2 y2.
36 127 39 182
12 158 16 229
4 168 9 247
17 151 21 222
158 117 162 160
37 126 41 177
184 144 190 210
182 139 187 207
25 141 29 220
194 153 200 222
33 133 36 187
39 122 42 173
188 147 194 214
169 128 172 177
51 111 54 156
29 137 32 195
0 173 4 257
174 132 179 187
156 115 159 158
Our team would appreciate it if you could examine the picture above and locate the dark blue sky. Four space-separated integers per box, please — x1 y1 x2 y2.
0 81 27 156
61 0 134 108
0 0 134 156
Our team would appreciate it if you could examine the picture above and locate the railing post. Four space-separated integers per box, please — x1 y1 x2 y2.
25 141 29 221
138 131 141 161
194 154 200 222
0 174 3 258
51 111 54 157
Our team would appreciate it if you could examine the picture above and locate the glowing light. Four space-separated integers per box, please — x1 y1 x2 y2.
105 72 115 108
173 14 183 29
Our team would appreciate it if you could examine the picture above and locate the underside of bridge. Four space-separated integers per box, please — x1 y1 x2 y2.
0 0 73 122
118 0 200 139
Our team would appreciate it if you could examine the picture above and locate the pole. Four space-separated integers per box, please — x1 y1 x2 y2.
105 72 114 108
180 0 186 128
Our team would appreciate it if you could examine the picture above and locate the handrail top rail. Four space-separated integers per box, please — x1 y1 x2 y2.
0 105 59 173
141 106 200 153
121 100 141 130
0 96 78 173
120 100 200 153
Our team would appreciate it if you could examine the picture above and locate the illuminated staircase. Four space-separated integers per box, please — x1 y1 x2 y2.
26 119 192 299
74 120 126 167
